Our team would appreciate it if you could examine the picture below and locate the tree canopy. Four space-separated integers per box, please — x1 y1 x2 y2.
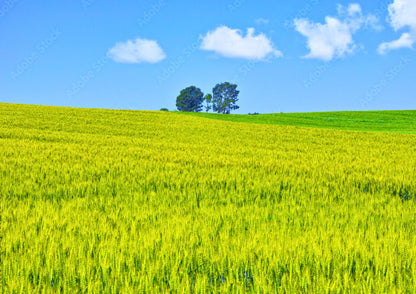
176 83 239 114
176 86 204 112
204 94 212 112
212 82 240 114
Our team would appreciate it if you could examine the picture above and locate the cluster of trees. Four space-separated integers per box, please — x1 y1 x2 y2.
176 82 239 114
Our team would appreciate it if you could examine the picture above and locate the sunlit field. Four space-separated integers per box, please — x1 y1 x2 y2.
182 110 416 134
1 103 415 292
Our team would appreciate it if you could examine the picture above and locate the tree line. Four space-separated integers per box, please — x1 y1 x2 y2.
175 82 239 114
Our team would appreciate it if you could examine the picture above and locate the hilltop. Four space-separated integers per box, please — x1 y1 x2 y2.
179 110 416 134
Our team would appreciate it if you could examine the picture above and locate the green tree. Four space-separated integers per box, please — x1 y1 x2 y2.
204 94 212 112
176 86 204 112
212 82 240 114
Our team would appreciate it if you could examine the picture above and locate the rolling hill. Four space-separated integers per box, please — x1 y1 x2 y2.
1 103 415 292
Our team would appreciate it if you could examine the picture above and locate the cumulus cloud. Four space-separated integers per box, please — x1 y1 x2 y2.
107 38 166 64
294 17 354 61
294 4 379 61
378 0 416 54
378 32 414 54
200 26 282 60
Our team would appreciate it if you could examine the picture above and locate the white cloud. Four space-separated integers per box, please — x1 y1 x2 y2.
346 3 362 15
388 0 416 30
107 38 166 64
295 4 379 61
378 0 416 54
200 26 282 60
294 17 354 61
378 32 414 54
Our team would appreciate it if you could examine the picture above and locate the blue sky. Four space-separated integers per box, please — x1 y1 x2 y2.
1 0 415 113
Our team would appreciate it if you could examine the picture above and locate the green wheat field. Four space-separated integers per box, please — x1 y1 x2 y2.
1 103 416 293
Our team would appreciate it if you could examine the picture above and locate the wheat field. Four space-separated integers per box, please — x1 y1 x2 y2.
1 103 415 293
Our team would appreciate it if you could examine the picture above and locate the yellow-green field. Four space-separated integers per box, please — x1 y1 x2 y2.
1 103 416 293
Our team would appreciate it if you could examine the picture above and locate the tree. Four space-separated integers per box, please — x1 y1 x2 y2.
176 86 204 112
212 82 240 114
204 94 212 112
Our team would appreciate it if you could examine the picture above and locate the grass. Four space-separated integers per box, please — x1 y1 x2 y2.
1 102 416 292
179 110 416 134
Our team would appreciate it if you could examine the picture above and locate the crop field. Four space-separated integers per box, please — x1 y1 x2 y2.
1 103 416 293
182 110 416 134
